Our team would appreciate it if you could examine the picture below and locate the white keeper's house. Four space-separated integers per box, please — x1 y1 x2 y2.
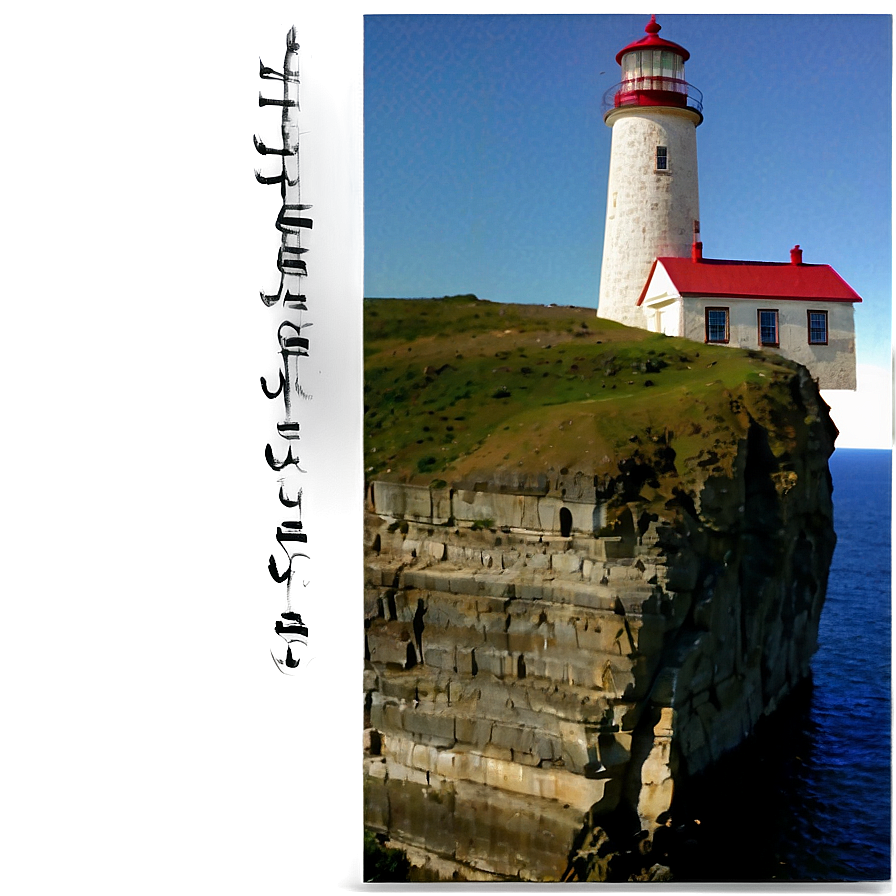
597 16 861 390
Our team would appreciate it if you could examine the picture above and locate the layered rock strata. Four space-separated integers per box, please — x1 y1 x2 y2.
363 379 836 881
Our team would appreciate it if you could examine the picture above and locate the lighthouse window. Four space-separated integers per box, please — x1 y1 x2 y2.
661 51 674 78
758 310 779 346
808 310 828 345
656 146 668 171
705 308 729 344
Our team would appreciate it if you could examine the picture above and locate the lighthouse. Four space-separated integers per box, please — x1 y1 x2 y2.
597 16 703 326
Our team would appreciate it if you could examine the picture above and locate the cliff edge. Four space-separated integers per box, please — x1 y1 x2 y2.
363 296 837 881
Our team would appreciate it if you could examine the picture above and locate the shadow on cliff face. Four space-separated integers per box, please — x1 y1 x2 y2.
562 405 835 882
659 679 817 882
564 681 820 882
739 417 785 676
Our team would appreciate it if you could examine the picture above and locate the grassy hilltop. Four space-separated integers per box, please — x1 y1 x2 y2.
364 295 830 519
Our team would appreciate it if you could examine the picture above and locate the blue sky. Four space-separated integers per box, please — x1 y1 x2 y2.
364 13 892 430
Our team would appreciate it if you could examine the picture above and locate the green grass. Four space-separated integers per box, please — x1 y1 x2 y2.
364 295 817 518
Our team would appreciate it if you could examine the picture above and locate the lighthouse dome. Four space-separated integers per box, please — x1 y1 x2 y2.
603 16 703 116
615 14 690 64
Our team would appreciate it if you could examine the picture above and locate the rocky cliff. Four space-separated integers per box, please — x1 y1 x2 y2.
363 296 837 881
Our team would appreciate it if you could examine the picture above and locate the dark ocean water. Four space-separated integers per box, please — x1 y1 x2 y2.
670 447 892 882
801 447 892 880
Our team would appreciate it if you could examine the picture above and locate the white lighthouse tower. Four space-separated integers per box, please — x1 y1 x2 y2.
597 16 703 326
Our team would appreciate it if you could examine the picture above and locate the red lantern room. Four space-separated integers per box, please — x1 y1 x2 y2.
603 15 703 117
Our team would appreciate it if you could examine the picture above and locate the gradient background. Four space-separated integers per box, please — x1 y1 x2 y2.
0 0 890 896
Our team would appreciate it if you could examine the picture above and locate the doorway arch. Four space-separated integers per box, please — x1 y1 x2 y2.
559 507 573 538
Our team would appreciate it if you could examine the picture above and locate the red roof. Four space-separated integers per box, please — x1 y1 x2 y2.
616 15 690 65
637 256 863 305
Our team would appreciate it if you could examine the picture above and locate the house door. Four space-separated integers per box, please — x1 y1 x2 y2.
658 306 679 336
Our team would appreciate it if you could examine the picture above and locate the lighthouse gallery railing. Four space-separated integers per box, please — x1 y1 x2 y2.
601 77 703 115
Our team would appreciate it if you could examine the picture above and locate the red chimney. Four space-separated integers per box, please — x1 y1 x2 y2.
790 245 803 265
691 240 703 262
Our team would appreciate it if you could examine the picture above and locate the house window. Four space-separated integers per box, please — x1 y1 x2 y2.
656 145 668 171
705 307 729 343
808 310 828 345
758 310 779 346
